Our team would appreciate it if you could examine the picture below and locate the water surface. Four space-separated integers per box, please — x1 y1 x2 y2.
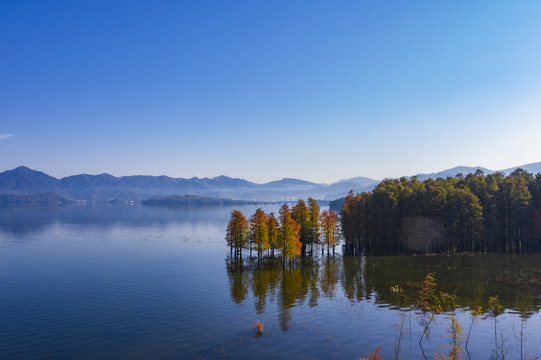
1 204 540 359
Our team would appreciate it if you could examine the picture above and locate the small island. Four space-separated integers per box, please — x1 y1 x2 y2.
142 194 257 207
0 193 73 205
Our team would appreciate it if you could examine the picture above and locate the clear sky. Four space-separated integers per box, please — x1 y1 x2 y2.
1 1 541 184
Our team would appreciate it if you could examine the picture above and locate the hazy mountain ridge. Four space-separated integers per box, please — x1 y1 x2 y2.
0 166 64 195
1 162 540 202
409 162 541 181
412 166 494 181
0 167 333 201
500 162 541 176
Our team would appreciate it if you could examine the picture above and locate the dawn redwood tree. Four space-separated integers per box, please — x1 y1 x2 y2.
525 173 541 252
278 204 302 267
307 198 321 255
291 199 310 255
320 209 340 256
507 169 533 254
225 210 249 260
267 212 279 259
250 208 269 263
444 187 483 253
340 191 360 254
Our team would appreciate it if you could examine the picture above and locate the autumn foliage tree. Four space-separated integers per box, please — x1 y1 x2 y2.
307 198 321 254
291 199 310 255
227 202 321 262
320 209 340 256
278 204 302 266
225 210 249 260
267 212 279 259
291 198 321 256
250 208 269 263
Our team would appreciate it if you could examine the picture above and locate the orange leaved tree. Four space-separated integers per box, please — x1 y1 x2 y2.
320 209 340 256
250 208 269 263
278 204 301 267
225 210 249 260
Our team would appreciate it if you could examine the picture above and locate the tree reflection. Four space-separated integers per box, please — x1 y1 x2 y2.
225 257 339 330
321 257 339 298
341 256 366 302
226 254 541 332
278 265 302 330
302 257 320 308
251 267 271 314
226 259 249 304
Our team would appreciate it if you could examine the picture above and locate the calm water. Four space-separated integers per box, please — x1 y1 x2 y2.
1 204 541 359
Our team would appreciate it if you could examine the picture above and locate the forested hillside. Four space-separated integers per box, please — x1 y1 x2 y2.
340 169 541 255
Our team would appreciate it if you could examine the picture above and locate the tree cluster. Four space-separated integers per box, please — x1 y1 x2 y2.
340 169 541 255
225 199 340 265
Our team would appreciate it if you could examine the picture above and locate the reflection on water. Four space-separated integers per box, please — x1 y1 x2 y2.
227 257 340 330
0 203 247 235
226 254 541 358
1 204 541 359
227 254 541 317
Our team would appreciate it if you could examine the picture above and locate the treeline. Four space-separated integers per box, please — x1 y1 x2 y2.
341 169 541 255
225 199 340 264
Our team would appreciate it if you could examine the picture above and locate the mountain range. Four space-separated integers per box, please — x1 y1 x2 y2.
0 162 540 202
411 163 541 180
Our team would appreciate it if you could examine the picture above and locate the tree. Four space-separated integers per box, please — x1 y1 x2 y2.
225 210 249 260
320 209 340 256
250 208 269 263
291 199 310 255
307 198 321 255
278 204 302 267
267 212 279 259
340 190 364 255
444 187 483 253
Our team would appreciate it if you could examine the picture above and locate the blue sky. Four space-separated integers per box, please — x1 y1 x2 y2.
1 1 541 183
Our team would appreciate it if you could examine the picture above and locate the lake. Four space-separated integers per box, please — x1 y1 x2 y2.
1 204 541 359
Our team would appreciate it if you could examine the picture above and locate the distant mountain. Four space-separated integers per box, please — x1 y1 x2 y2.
410 162 541 180
321 176 380 200
1 162 539 202
334 176 378 187
264 178 322 187
500 162 541 176
412 166 494 181
0 166 63 195
0 167 335 201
